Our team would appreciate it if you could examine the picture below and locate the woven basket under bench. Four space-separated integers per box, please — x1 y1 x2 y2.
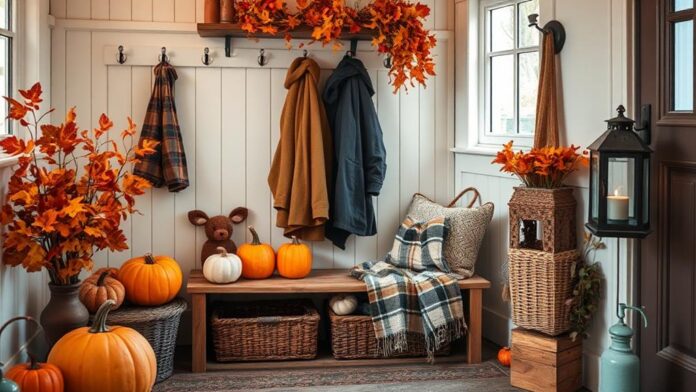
211 300 320 362
329 309 451 359
91 297 187 383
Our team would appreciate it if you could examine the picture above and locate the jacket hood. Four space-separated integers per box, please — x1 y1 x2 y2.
324 56 375 104
285 57 321 89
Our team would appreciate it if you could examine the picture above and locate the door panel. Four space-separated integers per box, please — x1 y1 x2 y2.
639 0 696 390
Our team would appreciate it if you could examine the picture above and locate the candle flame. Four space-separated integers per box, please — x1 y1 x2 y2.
614 189 620 197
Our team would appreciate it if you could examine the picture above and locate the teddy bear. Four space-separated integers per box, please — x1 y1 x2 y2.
188 207 249 265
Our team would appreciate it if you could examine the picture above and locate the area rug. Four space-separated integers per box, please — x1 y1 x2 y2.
154 360 518 392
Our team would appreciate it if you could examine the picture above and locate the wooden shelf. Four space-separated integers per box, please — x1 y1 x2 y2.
197 23 377 41
187 269 492 294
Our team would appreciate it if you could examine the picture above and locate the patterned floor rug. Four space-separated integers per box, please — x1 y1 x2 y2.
154 360 518 392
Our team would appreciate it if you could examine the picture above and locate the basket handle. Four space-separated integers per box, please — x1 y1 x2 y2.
258 316 282 324
447 187 482 208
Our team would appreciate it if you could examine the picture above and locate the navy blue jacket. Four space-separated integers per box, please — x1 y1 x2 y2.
323 56 387 249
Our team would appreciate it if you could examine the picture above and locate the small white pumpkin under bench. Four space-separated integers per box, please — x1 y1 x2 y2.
186 268 490 372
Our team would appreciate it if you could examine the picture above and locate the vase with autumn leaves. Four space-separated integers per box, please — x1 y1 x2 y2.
0 83 157 345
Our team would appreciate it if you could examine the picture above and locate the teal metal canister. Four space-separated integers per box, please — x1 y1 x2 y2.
600 303 648 392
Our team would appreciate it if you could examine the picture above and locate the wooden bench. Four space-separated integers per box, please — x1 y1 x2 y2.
187 269 491 372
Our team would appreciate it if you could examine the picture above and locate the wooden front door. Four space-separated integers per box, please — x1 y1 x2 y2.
638 0 696 390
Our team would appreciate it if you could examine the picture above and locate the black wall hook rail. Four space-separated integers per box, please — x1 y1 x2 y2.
527 13 566 54
117 45 127 64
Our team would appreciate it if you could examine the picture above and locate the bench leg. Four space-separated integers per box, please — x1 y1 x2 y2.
467 288 483 364
192 293 207 373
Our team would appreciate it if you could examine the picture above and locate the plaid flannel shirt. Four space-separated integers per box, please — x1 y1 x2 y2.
134 62 189 192
352 216 466 361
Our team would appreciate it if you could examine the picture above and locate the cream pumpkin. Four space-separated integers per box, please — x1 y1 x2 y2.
329 294 358 315
203 247 243 284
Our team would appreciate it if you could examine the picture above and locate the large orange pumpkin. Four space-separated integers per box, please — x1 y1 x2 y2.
79 270 125 313
497 346 511 367
48 300 156 392
118 253 182 305
5 353 64 392
277 236 312 279
237 226 276 279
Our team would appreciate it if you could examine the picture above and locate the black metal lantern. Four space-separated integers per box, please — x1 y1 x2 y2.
585 106 652 238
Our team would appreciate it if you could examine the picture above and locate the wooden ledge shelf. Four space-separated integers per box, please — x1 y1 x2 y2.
197 23 378 57
186 268 491 373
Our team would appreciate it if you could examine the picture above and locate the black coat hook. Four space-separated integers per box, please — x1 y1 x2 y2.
258 49 268 66
202 47 212 66
346 38 358 57
303 49 308 58
383 55 392 69
117 45 127 64
159 47 169 63
527 13 566 54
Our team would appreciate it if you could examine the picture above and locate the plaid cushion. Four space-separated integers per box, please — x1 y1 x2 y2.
386 216 450 272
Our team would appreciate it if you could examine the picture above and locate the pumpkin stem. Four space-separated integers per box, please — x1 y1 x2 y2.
144 253 156 265
248 226 261 245
291 236 300 245
89 299 115 334
27 352 40 370
216 246 228 257
96 271 110 286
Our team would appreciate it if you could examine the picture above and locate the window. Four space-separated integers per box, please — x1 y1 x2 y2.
669 0 694 113
0 0 12 135
479 0 540 146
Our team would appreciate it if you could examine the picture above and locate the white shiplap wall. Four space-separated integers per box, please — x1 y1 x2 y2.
49 0 456 296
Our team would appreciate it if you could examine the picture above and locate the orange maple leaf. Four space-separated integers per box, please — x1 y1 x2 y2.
62 197 87 218
19 82 43 109
32 210 59 233
5 97 28 120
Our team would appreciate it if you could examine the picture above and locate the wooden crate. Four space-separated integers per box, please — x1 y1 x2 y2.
510 328 582 392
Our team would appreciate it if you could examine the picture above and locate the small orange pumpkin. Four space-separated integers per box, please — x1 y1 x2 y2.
237 226 276 279
6 353 64 392
79 270 125 313
48 300 156 392
93 267 119 279
498 346 511 367
277 236 312 279
118 253 182 306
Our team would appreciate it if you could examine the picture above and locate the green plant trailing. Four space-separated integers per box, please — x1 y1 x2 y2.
567 232 604 341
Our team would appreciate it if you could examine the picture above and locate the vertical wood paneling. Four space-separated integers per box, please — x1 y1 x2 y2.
419 84 436 199
153 0 175 22
110 0 132 20
269 68 287 250
91 0 109 19
132 0 154 21
195 0 204 22
421 0 436 31
174 67 197 274
175 0 196 22
399 88 419 215
194 68 223 268
221 68 248 249
130 67 154 258
245 69 273 254
67 0 91 19
52 0 67 18
106 65 133 267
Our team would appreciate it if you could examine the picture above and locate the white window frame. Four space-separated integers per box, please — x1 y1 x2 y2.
0 0 15 137
478 0 539 147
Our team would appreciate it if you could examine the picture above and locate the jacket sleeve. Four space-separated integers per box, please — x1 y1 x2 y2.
360 85 387 196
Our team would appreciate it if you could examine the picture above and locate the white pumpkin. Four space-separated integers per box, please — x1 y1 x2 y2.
203 247 243 284
329 294 358 315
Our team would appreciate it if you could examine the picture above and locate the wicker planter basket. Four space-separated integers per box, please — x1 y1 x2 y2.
329 309 451 359
211 300 319 362
508 248 577 336
91 297 187 383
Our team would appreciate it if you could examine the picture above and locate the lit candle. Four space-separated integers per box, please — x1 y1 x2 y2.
607 189 629 221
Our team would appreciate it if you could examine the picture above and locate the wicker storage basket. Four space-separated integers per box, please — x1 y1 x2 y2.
211 300 319 362
508 248 577 336
91 297 187 383
329 309 451 359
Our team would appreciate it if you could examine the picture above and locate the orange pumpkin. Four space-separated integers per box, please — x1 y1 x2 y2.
277 236 312 279
48 300 156 392
498 346 511 367
79 270 125 313
118 253 182 305
237 226 276 279
6 353 64 392
93 267 119 279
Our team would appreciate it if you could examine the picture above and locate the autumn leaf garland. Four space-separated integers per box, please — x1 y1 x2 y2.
234 0 436 91
0 83 157 285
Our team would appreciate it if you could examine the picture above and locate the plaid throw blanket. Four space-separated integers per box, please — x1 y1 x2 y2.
351 216 466 361
134 62 189 192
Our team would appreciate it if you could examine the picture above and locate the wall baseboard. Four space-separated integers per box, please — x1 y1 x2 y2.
482 307 511 347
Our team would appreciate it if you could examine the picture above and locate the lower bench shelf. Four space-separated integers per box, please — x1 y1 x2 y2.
186 269 491 372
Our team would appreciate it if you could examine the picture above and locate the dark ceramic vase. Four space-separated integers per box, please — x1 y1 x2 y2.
40 282 89 346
